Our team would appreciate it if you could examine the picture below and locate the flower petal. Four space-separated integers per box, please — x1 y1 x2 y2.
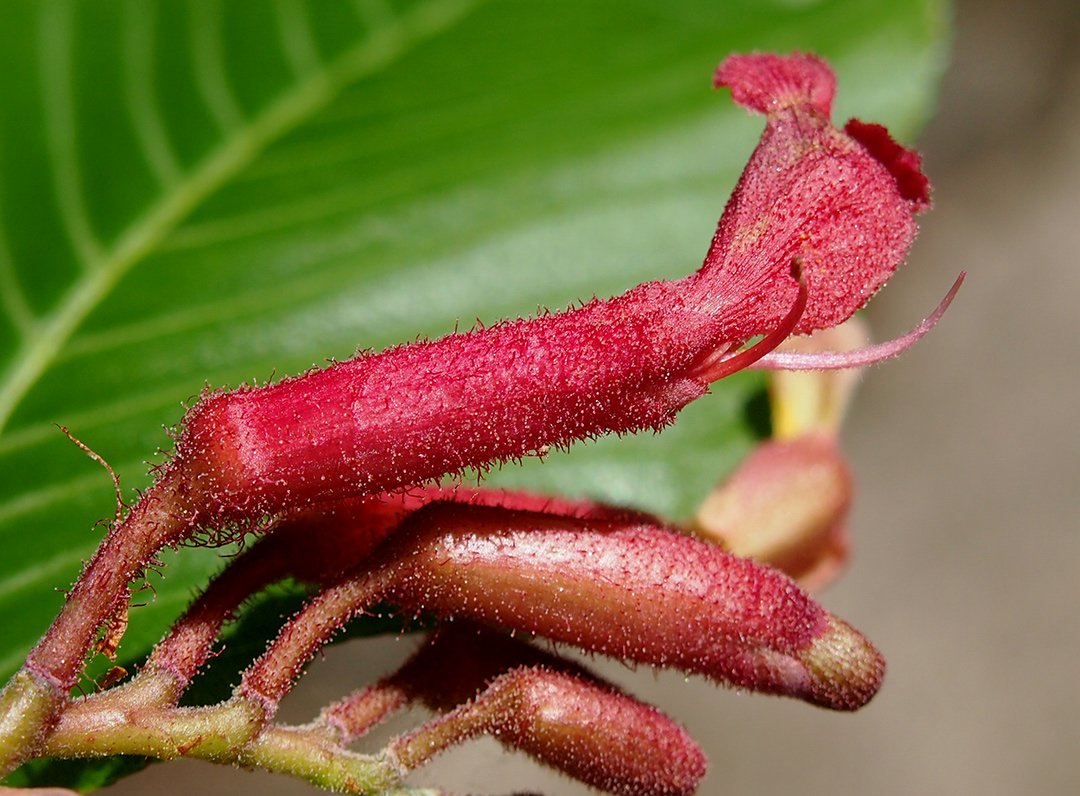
696 53 930 338
845 119 931 210
713 51 835 115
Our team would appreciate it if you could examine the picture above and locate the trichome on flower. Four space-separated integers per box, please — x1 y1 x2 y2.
0 52 959 796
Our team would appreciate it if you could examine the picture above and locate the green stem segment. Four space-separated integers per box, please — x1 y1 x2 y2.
40 696 408 795
0 671 66 775
0 468 197 776
239 725 405 794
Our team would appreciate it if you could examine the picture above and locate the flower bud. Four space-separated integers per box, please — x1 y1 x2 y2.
387 627 706 796
479 668 706 796
694 433 851 591
382 503 884 710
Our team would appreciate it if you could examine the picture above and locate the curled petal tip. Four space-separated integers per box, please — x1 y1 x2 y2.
714 52 836 115
845 119 932 211
798 617 886 710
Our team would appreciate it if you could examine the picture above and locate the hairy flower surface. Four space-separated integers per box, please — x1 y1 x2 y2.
171 53 932 531
376 502 885 710
703 53 930 337
0 51 953 796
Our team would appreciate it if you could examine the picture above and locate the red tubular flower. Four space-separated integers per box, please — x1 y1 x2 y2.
17 48 934 726
169 51 932 526
374 503 884 711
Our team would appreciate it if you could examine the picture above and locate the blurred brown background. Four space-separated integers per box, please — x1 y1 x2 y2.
111 0 1080 793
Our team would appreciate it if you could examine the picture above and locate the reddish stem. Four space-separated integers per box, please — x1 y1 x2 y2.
145 493 421 687
238 568 396 708
145 537 295 688
25 466 195 692
320 681 411 743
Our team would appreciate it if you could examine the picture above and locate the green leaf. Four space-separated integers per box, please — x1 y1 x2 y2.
3 755 152 794
1 0 947 789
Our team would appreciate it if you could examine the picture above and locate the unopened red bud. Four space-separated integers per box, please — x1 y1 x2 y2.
386 629 705 796
694 433 851 590
479 668 706 796
382 503 883 710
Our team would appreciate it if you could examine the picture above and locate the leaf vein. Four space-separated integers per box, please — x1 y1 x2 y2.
0 217 37 338
275 0 324 78
38 0 103 269
0 0 481 436
0 384 190 456
0 549 86 603
123 0 183 189
188 0 246 135
0 469 120 525
354 0 396 31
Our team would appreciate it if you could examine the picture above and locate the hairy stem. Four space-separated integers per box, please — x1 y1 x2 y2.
0 467 196 774
320 683 411 744
238 725 405 794
45 699 265 761
26 466 194 689
0 672 65 775
237 568 397 710
143 533 298 689
44 698 411 795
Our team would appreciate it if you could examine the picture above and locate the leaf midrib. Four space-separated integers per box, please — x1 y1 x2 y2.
0 0 479 436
